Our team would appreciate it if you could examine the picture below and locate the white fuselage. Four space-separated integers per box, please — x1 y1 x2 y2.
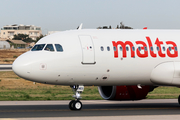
12 29 180 86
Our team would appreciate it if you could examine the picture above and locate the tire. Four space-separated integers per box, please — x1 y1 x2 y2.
73 100 82 110
69 100 75 110
178 95 180 105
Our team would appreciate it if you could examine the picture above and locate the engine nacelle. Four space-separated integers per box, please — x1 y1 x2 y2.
98 85 155 100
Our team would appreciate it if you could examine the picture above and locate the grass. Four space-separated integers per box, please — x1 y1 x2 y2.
147 86 180 99
0 49 28 64
0 85 102 101
13 55 18 58
0 71 180 101
3 60 11 62
0 71 102 100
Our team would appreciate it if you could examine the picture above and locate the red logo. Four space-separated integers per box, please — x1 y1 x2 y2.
112 37 178 58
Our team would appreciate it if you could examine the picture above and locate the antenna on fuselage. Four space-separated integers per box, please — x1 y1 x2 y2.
77 23 83 30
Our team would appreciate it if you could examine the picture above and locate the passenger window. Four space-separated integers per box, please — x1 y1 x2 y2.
169 47 172 51
126 47 129 51
144 46 147 51
113 46 116 51
138 47 141 51
55 44 63 52
157 47 159 51
119 46 123 51
132 46 135 51
150 47 153 51
101 46 104 51
162 46 166 51
107 46 110 51
175 46 178 51
31 44 45 51
44 44 54 51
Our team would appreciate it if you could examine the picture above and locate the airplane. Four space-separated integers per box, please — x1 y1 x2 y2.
12 26 180 110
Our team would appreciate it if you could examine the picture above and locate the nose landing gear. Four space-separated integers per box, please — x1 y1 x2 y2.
69 85 84 110
69 100 82 110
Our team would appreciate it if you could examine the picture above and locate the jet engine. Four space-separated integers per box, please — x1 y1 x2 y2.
98 85 155 100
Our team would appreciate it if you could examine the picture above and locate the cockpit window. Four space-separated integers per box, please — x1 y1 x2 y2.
44 44 54 51
31 44 45 51
55 44 63 52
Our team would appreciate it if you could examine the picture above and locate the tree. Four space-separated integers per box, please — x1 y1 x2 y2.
120 22 133 29
120 22 125 29
13 34 34 43
97 22 133 29
36 34 44 43
13 34 28 40
116 25 119 29
23 37 34 43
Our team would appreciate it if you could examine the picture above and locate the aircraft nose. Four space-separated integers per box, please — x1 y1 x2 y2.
12 53 32 80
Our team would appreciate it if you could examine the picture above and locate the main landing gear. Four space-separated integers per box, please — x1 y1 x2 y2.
69 85 84 110
178 95 180 105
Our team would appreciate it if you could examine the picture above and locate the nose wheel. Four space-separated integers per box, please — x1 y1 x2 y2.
69 85 84 110
69 100 82 110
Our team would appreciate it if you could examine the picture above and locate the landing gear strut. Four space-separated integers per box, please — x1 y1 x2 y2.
69 85 84 110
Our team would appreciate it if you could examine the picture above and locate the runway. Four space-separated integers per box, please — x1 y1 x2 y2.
0 99 180 120
0 64 12 71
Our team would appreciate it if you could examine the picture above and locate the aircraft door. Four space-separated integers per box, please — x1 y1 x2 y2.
79 36 96 64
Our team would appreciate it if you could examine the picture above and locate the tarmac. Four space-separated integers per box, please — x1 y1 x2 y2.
0 64 12 71
0 99 180 120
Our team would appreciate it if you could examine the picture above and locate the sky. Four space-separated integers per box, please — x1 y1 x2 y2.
0 0 180 34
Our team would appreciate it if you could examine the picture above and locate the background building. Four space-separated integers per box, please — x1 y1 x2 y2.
47 31 60 36
6 40 27 49
0 41 10 49
0 24 42 40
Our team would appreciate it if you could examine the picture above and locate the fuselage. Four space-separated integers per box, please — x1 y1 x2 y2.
12 29 180 86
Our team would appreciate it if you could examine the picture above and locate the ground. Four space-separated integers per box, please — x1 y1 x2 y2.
0 49 28 64
0 71 101 100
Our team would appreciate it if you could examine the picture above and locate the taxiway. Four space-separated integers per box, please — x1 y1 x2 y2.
0 99 180 120
0 64 12 71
